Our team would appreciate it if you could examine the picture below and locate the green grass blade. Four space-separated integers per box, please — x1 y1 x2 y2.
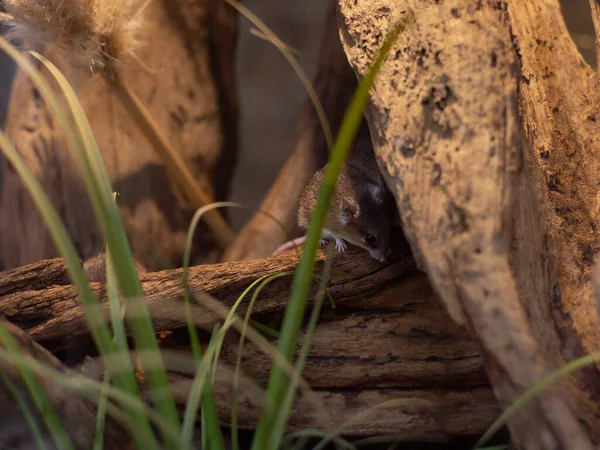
106 193 128 353
248 320 280 339
207 325 226 450
0 366 50 450
250 17 411 450
180 335 229 450
93 370 111 450
184 205 333 450
210 323 223 382
183 202 244 361
270 244 334 448
181 362 210 450
24 48 180 444
231 272 292 450
474 351 600 448
0 347 177 449
284 429 356 450
0 44 124 369
180 201 304 450
225 0 332 149
182 203 248 450
94 202 126 450
0 323 74 450
0 39 160 447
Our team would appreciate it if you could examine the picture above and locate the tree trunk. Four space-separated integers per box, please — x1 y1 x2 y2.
0 0 238 271
337 0 600 448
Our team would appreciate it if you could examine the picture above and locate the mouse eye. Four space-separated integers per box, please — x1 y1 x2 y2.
365 234 377 246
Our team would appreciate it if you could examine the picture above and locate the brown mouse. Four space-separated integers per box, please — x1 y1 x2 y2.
273 137 394 262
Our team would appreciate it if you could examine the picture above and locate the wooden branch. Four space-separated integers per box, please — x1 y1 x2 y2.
0 258 70 295
0 0 239 271
0 249 418 347
337 0 600 448
0 320 133 449
222 0 356 261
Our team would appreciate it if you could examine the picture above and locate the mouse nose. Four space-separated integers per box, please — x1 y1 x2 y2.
370 249 387 262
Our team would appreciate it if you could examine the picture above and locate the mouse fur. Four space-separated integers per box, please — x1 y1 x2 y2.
296 137 393 262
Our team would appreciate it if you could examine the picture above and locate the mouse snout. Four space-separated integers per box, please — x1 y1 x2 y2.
369 249 388 263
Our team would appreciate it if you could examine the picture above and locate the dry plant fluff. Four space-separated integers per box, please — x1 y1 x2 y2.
3 0 151 70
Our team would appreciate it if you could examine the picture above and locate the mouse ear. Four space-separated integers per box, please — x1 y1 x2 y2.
341 197 360 223
368 182 385 203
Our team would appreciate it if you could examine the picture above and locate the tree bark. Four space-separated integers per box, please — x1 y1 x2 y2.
337 0 600 448
0 246 499 440
0 0 238 272
0 249 418 347
180 377 499 438
222 0 356 261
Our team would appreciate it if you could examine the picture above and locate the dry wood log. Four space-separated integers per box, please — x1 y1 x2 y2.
173 377 499 439
222 0 356 261
0 247 499 440
0 248 418 347
217 274 486 390
0 0 238 272
0 257 71 294
337 0 600 448
0 320 133 450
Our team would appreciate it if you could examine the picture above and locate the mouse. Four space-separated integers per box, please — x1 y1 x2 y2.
273 136 394 262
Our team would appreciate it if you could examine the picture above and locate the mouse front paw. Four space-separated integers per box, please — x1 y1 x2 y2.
319 239 328 247
334 238 347 253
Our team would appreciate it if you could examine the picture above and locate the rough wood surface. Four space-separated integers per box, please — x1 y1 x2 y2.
0 320 133 450
173 377 499 438
337 0 600 448
0 248 418 347
0 0 238 271
506 0 600 443
218 273 486 390
0 252 487 391
223 0 355 261
0 247 499 440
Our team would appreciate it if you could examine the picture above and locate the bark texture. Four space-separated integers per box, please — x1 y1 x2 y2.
0 246 499 439
0 0 238 271
337 0 600 448
0 249 418 347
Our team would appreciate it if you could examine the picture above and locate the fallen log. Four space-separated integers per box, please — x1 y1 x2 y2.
217 274 486 390
0 247 417 347
171 375 499 439
0 244 498 440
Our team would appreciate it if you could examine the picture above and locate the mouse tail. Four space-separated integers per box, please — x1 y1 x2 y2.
272 236 308 256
